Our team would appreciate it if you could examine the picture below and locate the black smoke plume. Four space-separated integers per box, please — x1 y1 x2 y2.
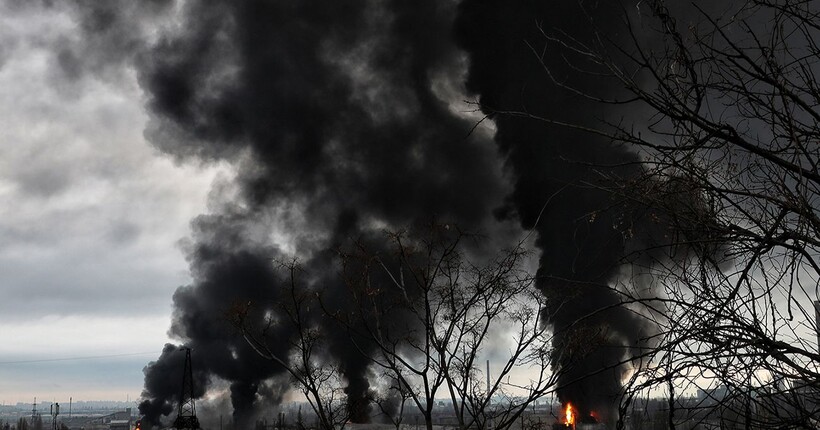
133 0 507 426
139 344 209 429
454 0 669 422
57 0 719 426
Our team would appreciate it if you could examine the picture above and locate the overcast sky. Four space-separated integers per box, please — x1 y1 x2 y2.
4 0 814 418
0 1 225 404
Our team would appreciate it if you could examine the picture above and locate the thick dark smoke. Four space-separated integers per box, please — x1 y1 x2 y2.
130 0 508 427
455 0 658 423
137 212 297 429
56 0 715 426
455 1 729 421
139 343 210 428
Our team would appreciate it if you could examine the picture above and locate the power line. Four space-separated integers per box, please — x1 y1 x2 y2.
0 352 157 365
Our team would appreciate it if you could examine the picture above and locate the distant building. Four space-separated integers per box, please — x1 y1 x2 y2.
61 408 132 430
108 420 130 430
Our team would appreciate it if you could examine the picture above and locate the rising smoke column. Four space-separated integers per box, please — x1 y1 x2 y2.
455 1 655 422
132 0 509 426
139 343 210 428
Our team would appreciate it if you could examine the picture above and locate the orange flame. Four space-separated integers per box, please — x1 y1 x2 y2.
564 403 575 426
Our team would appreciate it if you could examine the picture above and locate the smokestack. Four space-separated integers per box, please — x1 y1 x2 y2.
486 360 490 394
815 301 820 354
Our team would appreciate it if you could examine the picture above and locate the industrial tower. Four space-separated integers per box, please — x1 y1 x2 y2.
174 347 201 429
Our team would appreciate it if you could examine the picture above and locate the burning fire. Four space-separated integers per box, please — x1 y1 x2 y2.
564 403 575 426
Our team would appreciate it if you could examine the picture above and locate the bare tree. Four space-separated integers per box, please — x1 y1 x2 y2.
370 373 413 430
231 262 351 430
233 225 562 430
525 0 820 428
333 225 558 430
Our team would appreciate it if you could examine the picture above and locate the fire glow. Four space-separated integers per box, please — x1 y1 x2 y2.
564 403 575 427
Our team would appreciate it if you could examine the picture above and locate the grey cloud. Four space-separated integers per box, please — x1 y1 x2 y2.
50 0 174 83
0 2 218 323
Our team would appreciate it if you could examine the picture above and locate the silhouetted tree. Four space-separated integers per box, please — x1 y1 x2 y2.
235 224 560 430
528 0 820 428
332 225 557 430
232 262 351 430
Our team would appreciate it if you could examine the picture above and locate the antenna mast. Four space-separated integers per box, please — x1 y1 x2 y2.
174 347 201 429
